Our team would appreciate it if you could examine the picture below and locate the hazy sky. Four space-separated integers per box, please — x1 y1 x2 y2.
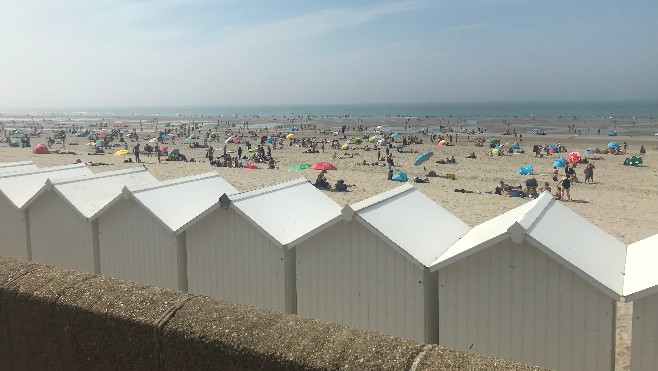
1 0 657 108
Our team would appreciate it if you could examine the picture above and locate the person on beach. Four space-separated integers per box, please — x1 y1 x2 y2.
559 175 572 202
133 143 140 163
640 145 646 156
525 177 538 197
539 182 552 193
554 186 563 200
584 163 595 183
207 146 214 163
552 166 559 181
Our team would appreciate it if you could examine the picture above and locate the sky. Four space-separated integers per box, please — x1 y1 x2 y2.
1 0 657 109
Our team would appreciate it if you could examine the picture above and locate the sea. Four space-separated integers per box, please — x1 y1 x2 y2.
6 100 658 118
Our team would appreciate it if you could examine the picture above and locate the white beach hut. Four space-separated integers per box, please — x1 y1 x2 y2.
0 164 93 260
0 161 37 173
97 172 238 291
430 192 626 371
622 233 658 371
25 167 158 274
184 177 342 313
296 184 470 343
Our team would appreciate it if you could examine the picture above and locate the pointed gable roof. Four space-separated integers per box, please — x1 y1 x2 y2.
431 192 627 299
218 177 343 248
38 167 159 221
623 234 658 301
0 164 93 209
122 172 238 234
343 183 470 268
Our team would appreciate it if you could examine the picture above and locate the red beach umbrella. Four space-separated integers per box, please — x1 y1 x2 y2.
310 162 337 170
566 152 581 164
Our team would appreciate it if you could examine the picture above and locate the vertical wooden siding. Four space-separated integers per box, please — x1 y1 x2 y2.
296 221 427 343
29 193 95 273
631 296 658 371
186 207 287 312
98 199 178 290
0 198 28 259
438 239 615 371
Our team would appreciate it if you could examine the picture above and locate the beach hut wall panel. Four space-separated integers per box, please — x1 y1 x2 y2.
437 238 616 371
296 220 430 343
98 172 238 291
296 184 469 343
185 177 342 313
186 206 287 312
622 234 658 371
98 197 180 290
0 196 30 259
26 168 158 274
28 191 95 273
431 193 624 371
0 164 93 260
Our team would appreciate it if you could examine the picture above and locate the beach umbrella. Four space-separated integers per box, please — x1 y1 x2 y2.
414 151 434 166
266 137 274 143
289 163 311 171
516 164 533 175
286 133 294 139
391 171 408 182
566 152 581 164
608 141 619 148
159 146 168 152
114 149 129 155
608 131 617 136
9 140 20 147
290 127 297 131
584 149 595 154
350 138 363 144
491 148 500 155
310 162 337 171
232 136 241 143
376 139 385 146
32 144 50 154
624 155 643 167
391 133 400 137
95 142 104 147
247 148 257 152
149 138 157 144
184 137 194 141
437 140 446 146
511 143 521 149
341 144 349 150
225 137 234 143
553 157 567 168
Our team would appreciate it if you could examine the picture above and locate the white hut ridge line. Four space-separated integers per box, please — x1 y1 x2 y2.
431 192 627 300
623 234 658 301
341 183 471 269
217 177 343 248
35 167 159 222
112 171 238 235
0 163 92 210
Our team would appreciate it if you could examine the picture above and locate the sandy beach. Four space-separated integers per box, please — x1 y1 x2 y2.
2 113 657 370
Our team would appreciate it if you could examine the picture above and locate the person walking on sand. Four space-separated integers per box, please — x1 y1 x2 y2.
559 175 572 202
133 143 140 163
640 144 646 157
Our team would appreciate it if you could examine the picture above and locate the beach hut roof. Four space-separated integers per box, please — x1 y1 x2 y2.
342 184 470 268
0 164 92 210
111 172 238 235
0 161 37 173
30 167 159 221
623 234 658 301
431 192 627 299
217 177 343 248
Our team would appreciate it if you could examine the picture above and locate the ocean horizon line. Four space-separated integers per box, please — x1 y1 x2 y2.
2 100 657 118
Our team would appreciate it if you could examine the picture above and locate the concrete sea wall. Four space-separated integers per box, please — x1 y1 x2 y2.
0 257 543 370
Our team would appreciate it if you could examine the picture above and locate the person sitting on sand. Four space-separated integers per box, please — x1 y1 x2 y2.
539 182 552 193
466 152 477 159
554 186 563 200
314 170 330 189
413 176 429 183
334 179 354 192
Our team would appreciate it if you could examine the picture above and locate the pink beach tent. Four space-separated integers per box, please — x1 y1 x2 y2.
32 144 50 154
